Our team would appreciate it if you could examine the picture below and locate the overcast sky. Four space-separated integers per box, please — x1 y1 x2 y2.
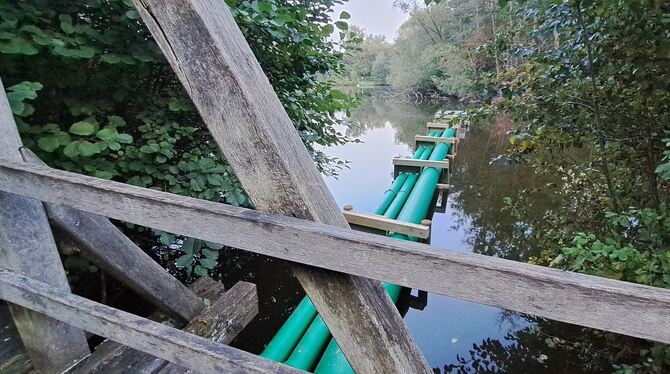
332 1 409 42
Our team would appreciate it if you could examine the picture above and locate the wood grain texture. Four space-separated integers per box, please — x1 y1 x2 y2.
20 148 203 322
0 79 89 372
414 135 457 145
0 302 29 374
0 270 294 374
1 161 669 343
343 210 430 239
66 277 223 374
70 279 257 374
157 281 258 374
130 0 429 372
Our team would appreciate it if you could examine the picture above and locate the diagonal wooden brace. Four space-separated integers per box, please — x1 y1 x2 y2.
130 0 430 372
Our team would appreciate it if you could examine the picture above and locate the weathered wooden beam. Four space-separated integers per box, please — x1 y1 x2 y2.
415 135 457 145
70 279 258 374
66 277 224 374
393 158 450 170
1 161 670 344
342 209 430 239
0 270 294 374
0 79 90 372
20 148 203 321
130 0 429 372
426 122 450 129
157 281 258 373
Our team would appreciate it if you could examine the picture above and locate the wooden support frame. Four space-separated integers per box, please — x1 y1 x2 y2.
426 122 450 129
69 278 258 374
415 135 457 149
343 208 430 239
20 149 204 321
0 79 90 372
0 270 295 374
393 158 450 170
393 157 450 179
2 161 670 344
130 1 429 372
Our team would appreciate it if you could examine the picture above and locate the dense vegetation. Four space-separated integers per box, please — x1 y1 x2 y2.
338 0 501 97
339 0 670 372
379 0 668 372
0 0 354 277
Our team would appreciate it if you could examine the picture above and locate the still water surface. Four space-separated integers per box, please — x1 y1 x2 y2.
321 95 533 371
230 93 585 373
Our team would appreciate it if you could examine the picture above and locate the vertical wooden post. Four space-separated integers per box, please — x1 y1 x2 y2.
0 80 90 371
131 1 430 372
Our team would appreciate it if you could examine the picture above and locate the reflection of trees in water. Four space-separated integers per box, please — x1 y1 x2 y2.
345 94 458 147
448 119 561 260
436 315 653 374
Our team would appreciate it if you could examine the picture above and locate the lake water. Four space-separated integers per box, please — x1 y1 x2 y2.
229 92 616 373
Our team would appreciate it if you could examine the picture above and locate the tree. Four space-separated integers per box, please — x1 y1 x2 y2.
1 0 354 277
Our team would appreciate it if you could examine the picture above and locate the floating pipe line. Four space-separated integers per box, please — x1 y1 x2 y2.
261 120 459 373
313 127 456 373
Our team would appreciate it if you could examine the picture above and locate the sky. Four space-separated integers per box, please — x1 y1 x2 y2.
332 0 409 42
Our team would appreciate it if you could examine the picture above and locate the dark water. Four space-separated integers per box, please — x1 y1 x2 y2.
218 91 659 373
225 92 599 373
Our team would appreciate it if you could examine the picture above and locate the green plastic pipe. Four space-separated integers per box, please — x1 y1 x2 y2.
314 127 457 374
396 128 456 225
382 130 441 219
374 172 408 215
284 315 332 371
261 296 318 361
264 124 456 373
262 140 429 362
277 131 443 368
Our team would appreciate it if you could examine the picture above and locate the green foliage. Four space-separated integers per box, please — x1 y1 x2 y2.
552 205 670 287
338 26 392 85
656 138 670 181
339 0 496 97
162 234 224 278
477 0 670 370
1 0 354 277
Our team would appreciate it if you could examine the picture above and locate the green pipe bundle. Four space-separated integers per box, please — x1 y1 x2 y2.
313 127 456 373
262 124 457 373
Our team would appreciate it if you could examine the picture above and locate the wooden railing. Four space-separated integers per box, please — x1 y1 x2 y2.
0 0 668 373
1 158 669 346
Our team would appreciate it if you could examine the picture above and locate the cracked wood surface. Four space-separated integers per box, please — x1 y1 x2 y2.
20 148 204 322
0 79 90 372
131 0 430 372
0 270 291 374
67 278 258 374
1 161 669 344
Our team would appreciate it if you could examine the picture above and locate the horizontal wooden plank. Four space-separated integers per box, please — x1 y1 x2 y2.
343 210 430 239
414 135 457 149
426 122 450 129
392 158 450 170
1 161 670 343
66 277 225 374
435 184 453 190
158 281 258 374
21 148 204 321
0 270 297 374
